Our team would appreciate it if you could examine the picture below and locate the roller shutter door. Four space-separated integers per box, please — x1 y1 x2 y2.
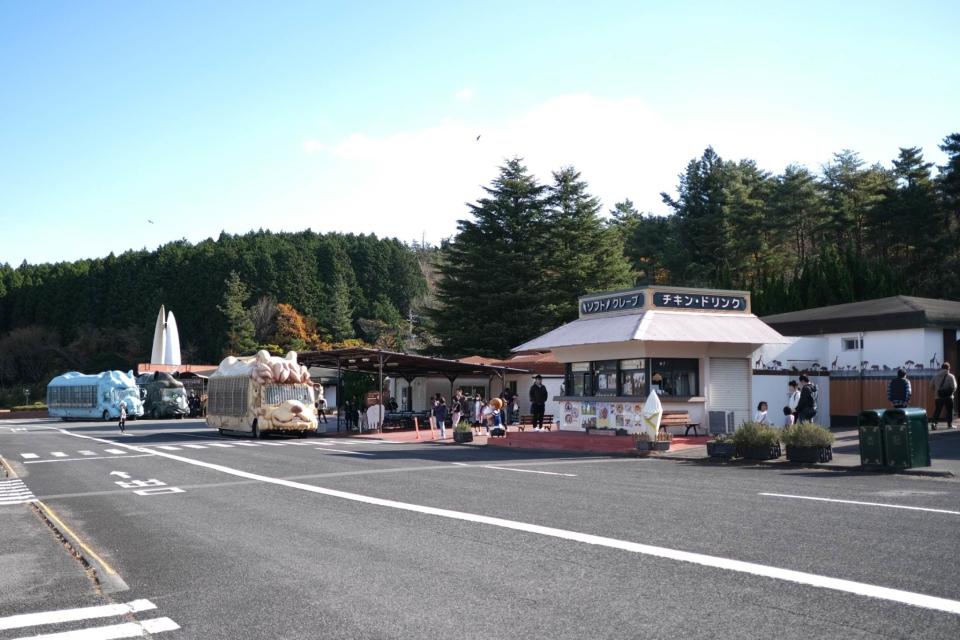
709 358 751 428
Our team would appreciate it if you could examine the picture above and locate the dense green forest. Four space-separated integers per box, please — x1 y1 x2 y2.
2 133 958 404
0 231 427 405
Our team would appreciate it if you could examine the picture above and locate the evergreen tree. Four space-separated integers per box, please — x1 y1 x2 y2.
218 271 257 356
431 158 551 357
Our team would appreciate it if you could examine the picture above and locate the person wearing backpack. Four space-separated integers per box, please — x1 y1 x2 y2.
887 368 912 409
930 362 957 430
795 374 818 423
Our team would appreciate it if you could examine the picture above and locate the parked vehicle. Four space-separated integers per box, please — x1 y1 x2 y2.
206 350 317 438
47 370 145 421
136 372 189 419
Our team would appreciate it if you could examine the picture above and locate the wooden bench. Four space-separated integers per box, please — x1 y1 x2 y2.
659 411 700 436
518 414 554 431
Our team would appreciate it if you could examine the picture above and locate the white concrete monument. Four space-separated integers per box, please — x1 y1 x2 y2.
150 305 182 366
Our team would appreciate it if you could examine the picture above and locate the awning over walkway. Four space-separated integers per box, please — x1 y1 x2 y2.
512 311 788 352
297 348 529 379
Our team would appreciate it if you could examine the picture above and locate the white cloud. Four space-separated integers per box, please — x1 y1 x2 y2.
302 139 325 154
454 87 475 102
287 93 872 245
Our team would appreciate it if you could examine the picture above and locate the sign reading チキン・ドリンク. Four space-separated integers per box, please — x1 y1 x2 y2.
653 291 746 311
580 292 645 315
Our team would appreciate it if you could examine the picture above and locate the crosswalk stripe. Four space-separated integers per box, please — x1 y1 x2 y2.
0 598 157 631
19 616 180 639
105 449 127 455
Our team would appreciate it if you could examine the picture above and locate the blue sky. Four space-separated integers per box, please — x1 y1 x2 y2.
1 1 958 266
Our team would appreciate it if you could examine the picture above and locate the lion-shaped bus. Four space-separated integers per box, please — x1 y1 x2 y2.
206 350 318 438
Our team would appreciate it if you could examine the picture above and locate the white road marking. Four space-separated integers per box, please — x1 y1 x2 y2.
476 465 576 477
20 453 38 459
105 449 126 455
51 452 68 458
0 599 156 631
258 442 286 446
15 616 180 639
0 479 37 505
133 487 185 496
79 451 97 456
205 443 234 448
319 449 374 456
230 442 260 447
56 427 960 616
760 493 960 516
155 446 182 451
109 471 131 479
24 454 154 465
313 442 334 446
180 444 207 449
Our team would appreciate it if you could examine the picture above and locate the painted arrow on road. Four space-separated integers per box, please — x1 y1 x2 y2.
109 471 131 479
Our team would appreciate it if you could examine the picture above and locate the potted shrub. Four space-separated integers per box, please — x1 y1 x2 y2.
706 433 738 459
652 431 672 451
731 422 782 460
634 432 652 451
781 422 834 463
452 420 474 444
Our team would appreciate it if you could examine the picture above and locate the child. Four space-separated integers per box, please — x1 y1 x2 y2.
782 405 795 428
489 398 505 437
118 402 127 434
753 401 769 425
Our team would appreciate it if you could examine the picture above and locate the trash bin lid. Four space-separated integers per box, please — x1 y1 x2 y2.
858 409 886 426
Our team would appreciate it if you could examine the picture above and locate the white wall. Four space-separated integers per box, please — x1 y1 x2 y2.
751 373 831 426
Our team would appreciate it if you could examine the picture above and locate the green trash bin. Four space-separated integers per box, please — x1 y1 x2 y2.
882 408 931 468
858 409 887 468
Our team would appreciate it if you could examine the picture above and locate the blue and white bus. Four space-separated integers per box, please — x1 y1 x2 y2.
47 370 145 421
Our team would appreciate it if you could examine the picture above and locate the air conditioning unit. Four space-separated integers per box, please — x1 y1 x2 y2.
708 411 736 435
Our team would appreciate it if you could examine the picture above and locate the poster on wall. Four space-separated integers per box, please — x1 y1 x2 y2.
563 401 580 428
580 402 596 429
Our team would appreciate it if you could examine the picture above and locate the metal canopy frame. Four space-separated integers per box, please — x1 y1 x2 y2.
297 348 529 431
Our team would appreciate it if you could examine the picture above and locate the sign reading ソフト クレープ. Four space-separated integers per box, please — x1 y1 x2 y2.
577 286 751 318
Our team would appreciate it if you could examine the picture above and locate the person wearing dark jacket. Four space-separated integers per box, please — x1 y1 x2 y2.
887 369 911 408
930 363 957 429
529 375 549 430
795 374 818 423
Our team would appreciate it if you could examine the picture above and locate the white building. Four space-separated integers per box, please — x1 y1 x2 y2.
513 286 787 434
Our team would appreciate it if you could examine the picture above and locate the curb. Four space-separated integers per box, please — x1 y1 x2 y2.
652 454 955 477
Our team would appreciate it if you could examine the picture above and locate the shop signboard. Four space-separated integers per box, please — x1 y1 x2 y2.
652 291 746 311
581 292 644 315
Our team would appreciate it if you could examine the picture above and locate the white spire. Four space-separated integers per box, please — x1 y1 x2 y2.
151 305 166 364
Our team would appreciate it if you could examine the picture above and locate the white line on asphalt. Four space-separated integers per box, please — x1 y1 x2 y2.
155 446 182 451
79 451 97 456
760 493 960 516
0 599 156 631
474 465 577 477
24 454 155 465
20 453 38 459
13 616 180 639
320 450 374 456
180 444 207 449
206 443 234 448
313 442 334 446
51 452 68 458
104 449 126 455
133 487 185 496
230 442 260 447
55 427 960 616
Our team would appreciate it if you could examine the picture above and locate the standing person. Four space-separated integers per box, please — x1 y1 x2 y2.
795 374 818 423
501 386 515 425
451 389 464 429
753 401 769 425
434 395 448 439
529 375 548 431
481 398 494 435
489 398 505 436
930 362 957 430
782 406 795 428
472 393 484 435
118 402 127 434
887 368 911 409
342 399 353 431
787 380 801 421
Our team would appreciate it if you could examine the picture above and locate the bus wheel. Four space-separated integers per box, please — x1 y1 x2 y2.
252 419 262 439
102 410 110 421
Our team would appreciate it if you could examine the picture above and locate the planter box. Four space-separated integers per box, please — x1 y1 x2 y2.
785 445 832 463
741 443 782 460
453 431 474 444
706 441 738 459
635 440 653 451
651 440 671 451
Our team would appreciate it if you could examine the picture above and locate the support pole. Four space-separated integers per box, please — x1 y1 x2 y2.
336 357 342 433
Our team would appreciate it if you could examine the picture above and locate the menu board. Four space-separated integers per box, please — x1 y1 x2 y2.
562 400 647 433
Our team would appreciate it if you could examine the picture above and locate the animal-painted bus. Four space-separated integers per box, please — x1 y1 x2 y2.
47 370 145 421
206 350 318 438
136 372 189 419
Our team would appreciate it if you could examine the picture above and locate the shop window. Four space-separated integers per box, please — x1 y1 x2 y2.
619 359 646 397
650 358 699 397
594 360 619 397
842 337 863 351
566 362 592 397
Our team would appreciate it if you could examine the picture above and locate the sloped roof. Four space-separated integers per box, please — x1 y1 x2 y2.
459 351 565 376
512 311 787 352
761 296 960 335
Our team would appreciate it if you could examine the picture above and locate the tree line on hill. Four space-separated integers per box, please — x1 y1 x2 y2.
0 231 427 405
429 132 960 357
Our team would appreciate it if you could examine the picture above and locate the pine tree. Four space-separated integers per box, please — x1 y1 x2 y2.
218 271 257 356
